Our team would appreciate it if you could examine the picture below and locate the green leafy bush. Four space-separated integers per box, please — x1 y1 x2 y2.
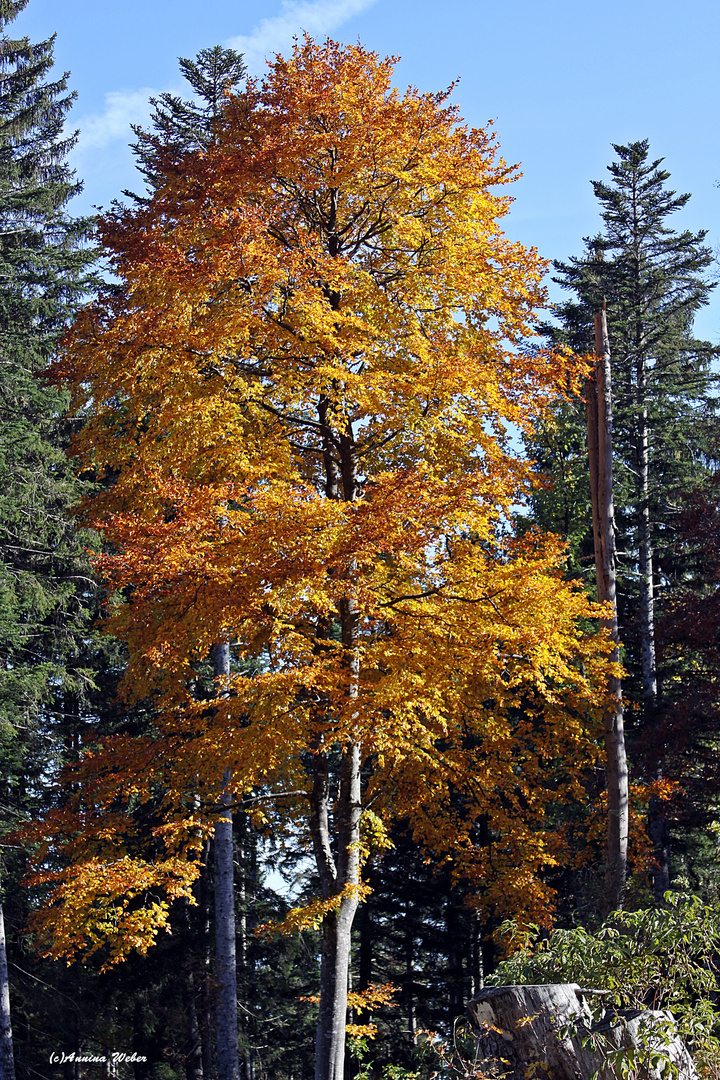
489 888 720 1077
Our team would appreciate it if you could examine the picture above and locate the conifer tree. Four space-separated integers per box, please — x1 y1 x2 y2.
536 141 718 899
0 0 96 1071
130 45 246 193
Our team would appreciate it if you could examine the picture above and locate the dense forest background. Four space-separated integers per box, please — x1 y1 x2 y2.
1 1 720 1078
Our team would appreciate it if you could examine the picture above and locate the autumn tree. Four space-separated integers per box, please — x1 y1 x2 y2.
31 39 611 1080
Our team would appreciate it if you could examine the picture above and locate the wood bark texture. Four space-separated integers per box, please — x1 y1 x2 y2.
311 740 362 1080
0 897 15 1080
588 308 629 914
213 641 240 1080
467 984 697 1080
311 397 363 1080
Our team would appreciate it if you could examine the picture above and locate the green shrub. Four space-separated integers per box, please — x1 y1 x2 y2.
489 888 720 1077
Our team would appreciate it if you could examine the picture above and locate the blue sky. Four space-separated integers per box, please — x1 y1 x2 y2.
15 0 720 339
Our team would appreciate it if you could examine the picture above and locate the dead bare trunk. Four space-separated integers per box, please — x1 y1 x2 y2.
587 308 628 914
212 641 240 1080
0 895 15 1080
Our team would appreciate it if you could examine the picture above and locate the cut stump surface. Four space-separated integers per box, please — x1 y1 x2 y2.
467 983 698 1079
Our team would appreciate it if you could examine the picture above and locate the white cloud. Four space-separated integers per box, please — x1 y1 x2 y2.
226 0 379 75
70 0 377 161
75 88 157 153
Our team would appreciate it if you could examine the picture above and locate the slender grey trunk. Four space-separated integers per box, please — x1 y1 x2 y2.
184 968 204 1080
0 894 15 1080
625 185 666 897
649 793 671 899
310 219 365 1079
629 199 666 897
636 369 657 707
198 837 214 1080
469 915 483 998
182 896 204 1080
405 917 416 1037
212 641 240 1080
635 372 669 900
629 214 657 714
587 308 629 914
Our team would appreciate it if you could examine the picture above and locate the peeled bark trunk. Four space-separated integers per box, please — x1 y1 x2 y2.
587 309 629 914
311 384 364 1080
0 896 15 1080
213 641 240 1080
468 984 697 1080
311 585 362 1080
312 741 362 1080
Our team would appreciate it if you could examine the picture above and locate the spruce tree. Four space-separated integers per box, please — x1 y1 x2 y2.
0 1 97 1072
129 45 246 194
536 141 718 900
0 2 96 724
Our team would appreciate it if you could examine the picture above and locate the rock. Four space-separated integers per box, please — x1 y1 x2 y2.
466 984 698 1080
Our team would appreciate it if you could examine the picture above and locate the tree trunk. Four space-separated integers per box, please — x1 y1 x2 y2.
404 914 415 1037
238 814 258 1080
636 359 669 900
213 641 240 1080
468 915 483 999
312 741 362 1080
445 891 464 1023
199 837 214 1080
311 381 364 1080
636 396 657 707
649 790 671 899
587 308 629 914
628 199 667 899
182 896 204 1080
0 895 15 1080
468 984 697 1080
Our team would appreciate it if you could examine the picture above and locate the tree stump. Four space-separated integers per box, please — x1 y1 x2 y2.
466 984 698 1080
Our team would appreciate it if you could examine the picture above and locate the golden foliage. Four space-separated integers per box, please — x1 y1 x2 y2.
257 882 372 938
347 983 399 1012
28 36 613 961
